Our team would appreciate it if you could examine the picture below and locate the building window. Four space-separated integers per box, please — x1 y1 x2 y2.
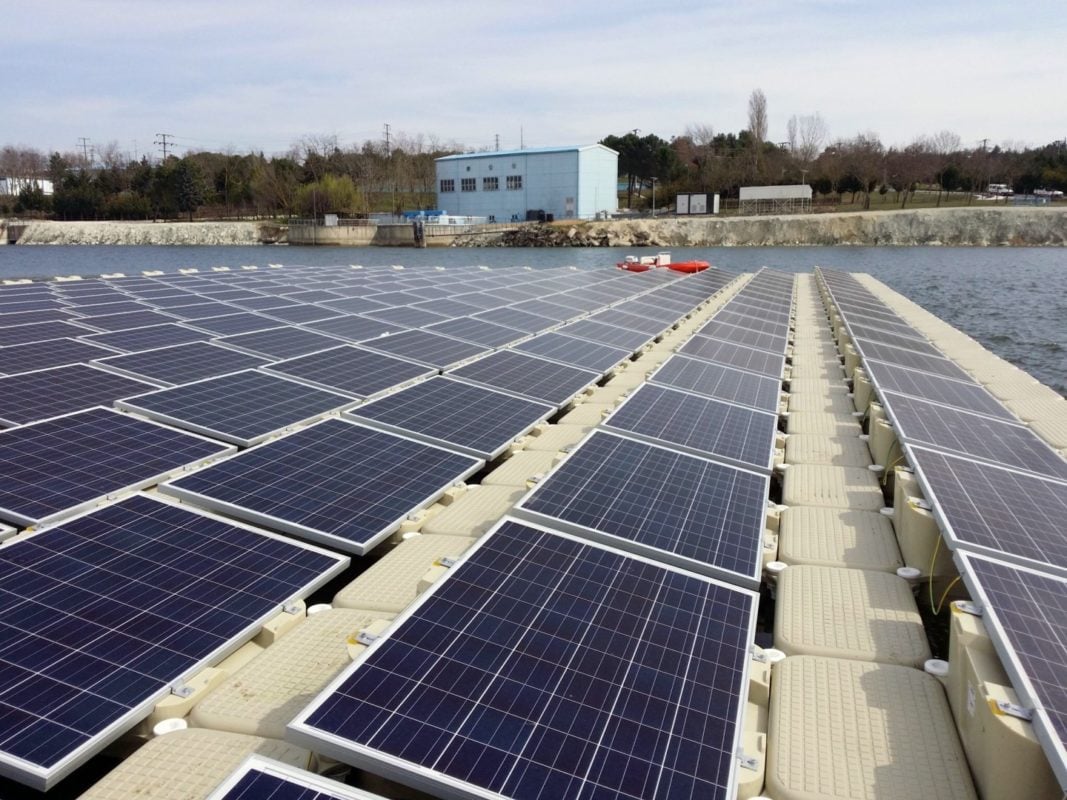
461 178 476 192
506 175 523 190
439 179 455 193
483 176 499 191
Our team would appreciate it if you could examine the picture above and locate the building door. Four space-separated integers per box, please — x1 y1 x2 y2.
565 197 575 218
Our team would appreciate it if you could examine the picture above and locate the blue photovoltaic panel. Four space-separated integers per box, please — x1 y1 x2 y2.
164 302 238 320
117 370 356 447
163 419 482 554
695 321 787 354
305 315 407 343
0 309 75 327
0 338 117 375
318 296 391 315
516 430 768 587
678 336 785 378
289 518 756 800
363 290 427 307
882 391 1067 480
216 327 341 359
588 308 669 335
347 376 553 459
472 307 556 334
263 346 434 398
360 306 451 329
423 316 527 348
448 349 600 407
0 407 233 527
229 295 303 311
0 365 156 427
954 553 1067 791
847 324 942 356
359 329 489 369
603 384 778 470
514 332 631 373
79 323 211 353
907 445 1067 575
0 320 95 347
852 339 974 382
0 494 346 790
94 341 271 386
207 756 386 800
184 313 281 336
74 310 177 332
411 298 487 319
862 359 1013 421
556 319 653 351
711 309 789 338
263 304 345 324
650 355 781 412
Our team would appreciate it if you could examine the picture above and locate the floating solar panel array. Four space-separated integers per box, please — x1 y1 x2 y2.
817 267 1067 791
207 755 387 800
0 262 741 791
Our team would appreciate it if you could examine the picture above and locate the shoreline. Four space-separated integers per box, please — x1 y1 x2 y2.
2 207 1065 248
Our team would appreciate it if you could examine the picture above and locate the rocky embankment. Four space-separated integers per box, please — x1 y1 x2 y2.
478 207 1067 247
4 220 285 245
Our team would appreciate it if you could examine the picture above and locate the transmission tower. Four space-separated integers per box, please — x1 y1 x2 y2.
154 133 174 160
78 137 92 167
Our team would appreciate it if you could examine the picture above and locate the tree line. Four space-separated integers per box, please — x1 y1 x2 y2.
3 97 1066 220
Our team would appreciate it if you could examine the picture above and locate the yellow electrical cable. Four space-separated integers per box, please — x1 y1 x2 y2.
929 526 942 612
934 576 962 615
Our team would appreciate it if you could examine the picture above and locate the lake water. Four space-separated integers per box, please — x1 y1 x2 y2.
1 245 1063 394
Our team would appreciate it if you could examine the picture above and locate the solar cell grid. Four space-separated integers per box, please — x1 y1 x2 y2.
78 323 210 353
612 299 685 324
207 756 384 800
884 391 1067 480
473 306 556 333
448 349 600 407
696 321 788 354
513 331 630 373
61 309 178 332
717 306 792 333
117 370 356 447
954 553 1067 791
863 359 1013 420
908 445 1067 574
422 316 526 348
0 493 345 790
840 315 920 340
67 300 152 315
0 320 96 347
215 327 341 359
263 345 434 398
0 365 156 427
228 295 303 311
185 312 288 336
162 419 482 554
678 335 785 377
94 341 271 386
164 302 239 320
589 308 670 335
0 309 75 327
262 304 344 324
0 407 234 526
509 299 581 322
847 323 942 355
650 355 782 411
359 329 489 369
603 383 778 470
305 315 406 343
853 339 975 382
360 306 452 329
289 517 756 800
558 320 653 354
347 376 553 459
516 430 769 586
0 337 118 375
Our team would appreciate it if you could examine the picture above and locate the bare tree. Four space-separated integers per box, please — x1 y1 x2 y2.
842 133 885 209
787 113 828 166
682 123 717 191
929 130 961 206
747 89 768 175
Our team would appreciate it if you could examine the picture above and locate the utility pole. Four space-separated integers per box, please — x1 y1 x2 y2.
520 126 524 150
979 138 989 151
384 123 394 218
78 137 92 168
154 133 173 160
495 134 500 152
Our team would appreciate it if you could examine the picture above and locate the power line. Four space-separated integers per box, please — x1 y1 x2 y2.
154 133 174 160
77 137 92 167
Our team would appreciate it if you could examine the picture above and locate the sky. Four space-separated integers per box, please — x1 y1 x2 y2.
7 0 1066 158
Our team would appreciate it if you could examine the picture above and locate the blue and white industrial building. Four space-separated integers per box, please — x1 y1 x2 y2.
434 145 618 222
